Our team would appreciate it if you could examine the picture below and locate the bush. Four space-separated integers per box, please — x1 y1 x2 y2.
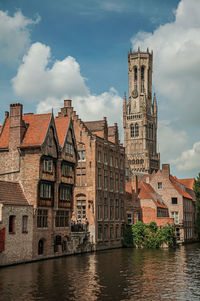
131 221 176 249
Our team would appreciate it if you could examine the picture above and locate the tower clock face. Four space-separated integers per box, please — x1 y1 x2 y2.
132 90 138 98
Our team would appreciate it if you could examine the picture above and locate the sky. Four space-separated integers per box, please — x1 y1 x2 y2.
0 0 200 179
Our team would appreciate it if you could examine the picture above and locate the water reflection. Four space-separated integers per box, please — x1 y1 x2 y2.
0 244 200 301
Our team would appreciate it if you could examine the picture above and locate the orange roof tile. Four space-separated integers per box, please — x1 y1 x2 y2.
0 113 52 149
177 178 194 190
21 113 52 147
170 176 193 200
138 181 167 208
55 117 70 148
0 181 29 206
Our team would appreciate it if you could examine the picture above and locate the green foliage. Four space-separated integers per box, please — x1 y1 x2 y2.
131 221 176 249
194 173 200 238
122 225 134 247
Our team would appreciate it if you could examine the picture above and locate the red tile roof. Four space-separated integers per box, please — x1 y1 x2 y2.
0 114 52 149
138 181 167 209
0 181 29 206
177 178 194 190
55 117 70 148
170 176 193 200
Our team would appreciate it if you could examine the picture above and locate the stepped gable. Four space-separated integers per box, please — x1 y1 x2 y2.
84 120 105 136
138 181 167 209
0 113 52 149
55 117 70 148
0 181 28 206
169 175 193 200
108 126 115 136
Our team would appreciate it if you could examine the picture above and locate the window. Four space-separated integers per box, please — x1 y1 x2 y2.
121 224 125 237
130 124 134 138
158 182 162 190
62 163 72 177
77 200 86 220
115 173 119 192
40 182 52 199
38 239 44 255
134 67 137 81
120 174 124 193
66 143 73 155
115 225 119 238
43 159 53 173
98 204 102 220
104 198 108 220
104 170 108 190
115 158 118 168
98 225 102 240
120 200 124 220
120 159 123 169
22 216 28 233
171 211 179 224
115 199 119 220
110 226 113 239
60 185 71 201
104 225 108 240
98 168 102 188
9 215 15 233
104 152 107 164
172 197 178 205
97 150 101 162
127 213 132 225
135 123 139 137
110 199 114 220
110 171 113 191
78 150 86 161
110 155 113 166
37 209 48 228
55 210 69 227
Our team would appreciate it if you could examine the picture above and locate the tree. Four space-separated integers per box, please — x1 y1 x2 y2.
193 173 200 238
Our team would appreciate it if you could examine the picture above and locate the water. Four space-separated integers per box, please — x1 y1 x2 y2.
1 243 200 301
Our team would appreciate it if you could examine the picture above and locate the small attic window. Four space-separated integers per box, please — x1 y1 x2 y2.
158 182 162 190
66 143 73 156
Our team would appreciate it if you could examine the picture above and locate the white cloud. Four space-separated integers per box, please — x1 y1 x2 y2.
173 141 200 171
131 0 200 125
12 42 123 131
158 120 188 164
0 10 40 64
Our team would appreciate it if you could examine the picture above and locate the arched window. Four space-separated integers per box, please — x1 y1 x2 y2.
135 123 139 137
130 124 134 138
136 159 139 164
141 66 145 92
134 67 137 81
38 239 44 255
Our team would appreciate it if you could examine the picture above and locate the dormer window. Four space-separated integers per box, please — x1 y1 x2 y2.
43 159 53 173
66 143 73 156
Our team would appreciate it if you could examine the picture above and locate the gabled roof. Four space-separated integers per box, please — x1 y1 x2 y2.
170 175 193 200
21 113 52 147
138 181 167 209
177 178 194 190
84 120 105 132
0 113 52 149
0 181 29 206
55 117 70 148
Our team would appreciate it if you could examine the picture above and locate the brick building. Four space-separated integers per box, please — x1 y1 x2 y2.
141 164 196 242
0 181 33 266
0 103 78 260
57 100 126 250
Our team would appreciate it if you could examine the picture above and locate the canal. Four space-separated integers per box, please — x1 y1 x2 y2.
1 243 200 301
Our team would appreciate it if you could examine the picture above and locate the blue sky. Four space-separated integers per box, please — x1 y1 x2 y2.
1 0 200 178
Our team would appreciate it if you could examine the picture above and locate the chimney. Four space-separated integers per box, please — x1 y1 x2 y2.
64 99 72 108
131 174 138 194
162 164 170 177
9 103 26 149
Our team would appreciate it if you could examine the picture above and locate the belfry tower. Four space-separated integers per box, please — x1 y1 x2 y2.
123 48 160 175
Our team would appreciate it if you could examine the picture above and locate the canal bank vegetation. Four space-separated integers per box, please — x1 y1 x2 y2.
194 174 200 239
123 222 176 249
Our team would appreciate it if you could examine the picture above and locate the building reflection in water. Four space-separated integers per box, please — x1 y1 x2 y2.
0 244 200 301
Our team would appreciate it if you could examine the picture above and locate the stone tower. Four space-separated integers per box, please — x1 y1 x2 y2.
123 48 160 175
